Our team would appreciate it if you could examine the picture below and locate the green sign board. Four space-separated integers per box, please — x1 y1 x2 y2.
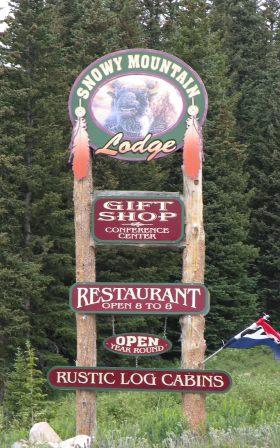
69 49 208 162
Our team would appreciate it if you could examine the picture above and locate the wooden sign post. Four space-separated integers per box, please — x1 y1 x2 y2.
57 48 232 439
73 164 97 435
181 168 206 432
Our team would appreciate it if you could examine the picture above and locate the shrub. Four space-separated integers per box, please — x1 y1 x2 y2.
3 341 47 428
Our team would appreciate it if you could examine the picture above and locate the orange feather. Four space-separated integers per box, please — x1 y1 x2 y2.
183 118 201 179
72 117 90 180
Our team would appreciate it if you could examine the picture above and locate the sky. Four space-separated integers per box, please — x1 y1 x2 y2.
0 0 9 32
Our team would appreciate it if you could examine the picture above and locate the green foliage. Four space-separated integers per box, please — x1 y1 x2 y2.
50 350 280 446
160 0 259 345
0 0 279 417
202 36 259 343
94 425 280 448
0 250 48 388
211 0 280 321
1 350 280 447
3 341 48 428
0 0 76 372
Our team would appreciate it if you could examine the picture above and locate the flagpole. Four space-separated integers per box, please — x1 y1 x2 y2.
204 345 225 363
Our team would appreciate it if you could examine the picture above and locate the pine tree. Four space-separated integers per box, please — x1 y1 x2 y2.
247 4 280 322
160 0 259 346
3 348 26 426
53 0 183 363
202 38 259 344
22 341 48 426
1 0 272 372
139 0 165 48
0 249 47 388
262 0 280 34
211 0 280 322
58 0 260 350
211 0 269 101
0 0 76 370
3 341 47 428
107 0 147 48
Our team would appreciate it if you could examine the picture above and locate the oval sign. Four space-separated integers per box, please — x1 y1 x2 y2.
68 49 208 162
104 333 172 356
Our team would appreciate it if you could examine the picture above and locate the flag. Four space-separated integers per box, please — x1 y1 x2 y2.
224 316 280 360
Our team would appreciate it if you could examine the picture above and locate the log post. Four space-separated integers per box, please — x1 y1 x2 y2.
180 168 206 432
73 162 97 436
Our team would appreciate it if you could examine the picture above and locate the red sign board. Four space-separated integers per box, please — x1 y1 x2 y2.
48 367 231 393
70 283 209 315
91 192 184 246
104 333 172 356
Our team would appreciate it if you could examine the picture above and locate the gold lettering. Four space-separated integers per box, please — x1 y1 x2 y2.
95 133 123 156
95 133 177 160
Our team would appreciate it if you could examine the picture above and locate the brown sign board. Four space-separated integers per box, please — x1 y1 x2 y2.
104 333 172 356
70 282 210 315
91 191 185 246
48 367 231 393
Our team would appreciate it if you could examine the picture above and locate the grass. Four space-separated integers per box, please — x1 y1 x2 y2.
0 348 279 447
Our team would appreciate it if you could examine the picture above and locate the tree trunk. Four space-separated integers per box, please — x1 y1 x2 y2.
24 109 33 312
180 168 206 433
73 162 97 436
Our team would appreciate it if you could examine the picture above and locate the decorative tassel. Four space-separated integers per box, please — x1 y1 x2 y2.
183 104 202 180
70 104 90 181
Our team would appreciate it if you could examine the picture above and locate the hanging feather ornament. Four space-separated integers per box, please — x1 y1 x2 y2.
183 104 202 180
69 102 91 181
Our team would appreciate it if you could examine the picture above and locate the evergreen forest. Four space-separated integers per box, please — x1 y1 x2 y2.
0 0 279 430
